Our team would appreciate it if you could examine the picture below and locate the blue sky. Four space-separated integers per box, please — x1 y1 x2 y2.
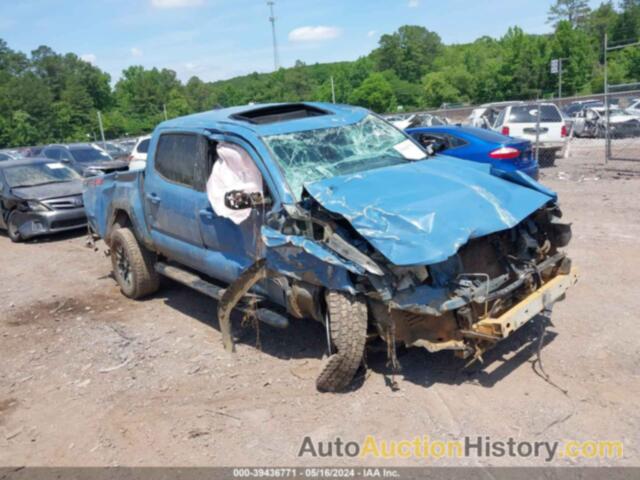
0 0 604 83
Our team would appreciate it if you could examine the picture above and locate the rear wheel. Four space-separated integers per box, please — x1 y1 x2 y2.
316 291 368 392
7 211 23 243
110 227 159 299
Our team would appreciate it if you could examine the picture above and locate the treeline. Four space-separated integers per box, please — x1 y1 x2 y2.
1 0 639 148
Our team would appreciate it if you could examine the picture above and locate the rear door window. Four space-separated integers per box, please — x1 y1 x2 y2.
446 134 467 148
154 133 207 190
44 148 61 160
509 105 562 123
138 139 150 154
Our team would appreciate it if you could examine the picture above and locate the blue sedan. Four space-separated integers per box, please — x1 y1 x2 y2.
406 125 539 180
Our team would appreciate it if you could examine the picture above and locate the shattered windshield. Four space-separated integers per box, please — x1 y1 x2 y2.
263 114 427 199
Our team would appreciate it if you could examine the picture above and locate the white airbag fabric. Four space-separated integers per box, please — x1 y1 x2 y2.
207 142 263 224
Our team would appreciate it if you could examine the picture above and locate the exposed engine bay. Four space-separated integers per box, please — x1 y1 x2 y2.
258 194 575 365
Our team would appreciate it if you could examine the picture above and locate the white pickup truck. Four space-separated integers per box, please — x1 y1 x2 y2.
492 103 567 166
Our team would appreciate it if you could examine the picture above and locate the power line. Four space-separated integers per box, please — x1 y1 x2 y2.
267 1 279 71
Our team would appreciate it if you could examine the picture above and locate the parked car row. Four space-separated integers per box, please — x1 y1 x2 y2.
466 102 567 166
0 137 150 241
568 105 640 139
0 158 86 241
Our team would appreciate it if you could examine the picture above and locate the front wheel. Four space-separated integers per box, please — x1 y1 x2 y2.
316 291 368 392
110 227 160 299
7 211 23 243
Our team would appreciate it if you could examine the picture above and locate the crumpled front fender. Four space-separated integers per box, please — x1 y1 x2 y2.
261 226 359 294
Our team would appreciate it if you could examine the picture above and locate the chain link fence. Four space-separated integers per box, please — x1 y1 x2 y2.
605 85 640 162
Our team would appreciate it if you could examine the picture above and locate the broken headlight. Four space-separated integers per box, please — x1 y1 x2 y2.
25 200 50 212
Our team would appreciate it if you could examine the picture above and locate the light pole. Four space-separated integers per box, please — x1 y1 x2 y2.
267 1 279 71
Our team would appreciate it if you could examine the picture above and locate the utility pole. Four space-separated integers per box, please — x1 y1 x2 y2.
535 96 541 167
267 1 279 71
604 33 609 163
163 104 168 121
330 76 336 104
97 111 106 149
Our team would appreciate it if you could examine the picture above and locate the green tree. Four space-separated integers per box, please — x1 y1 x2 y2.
348 73 397 112
184 76 212 112
114 66 181 129
422 71 462 107
612 0 640 42
548 0 592 28
498 27 549 99
549 21 598 95
372 26 443 83
588 1 618 44
166 88 190 118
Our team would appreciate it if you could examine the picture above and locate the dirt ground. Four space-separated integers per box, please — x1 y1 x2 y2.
1 140 639 467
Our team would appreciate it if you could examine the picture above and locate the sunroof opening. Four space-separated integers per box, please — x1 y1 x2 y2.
231 103 330 125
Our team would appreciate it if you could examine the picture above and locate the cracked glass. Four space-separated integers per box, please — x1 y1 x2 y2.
263 115 427 199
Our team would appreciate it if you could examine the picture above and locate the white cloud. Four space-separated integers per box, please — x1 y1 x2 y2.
80 53 97 64
367 30 377 38
131 47 143 57
408 0 420 7
288 26 342 43
151 0 204 8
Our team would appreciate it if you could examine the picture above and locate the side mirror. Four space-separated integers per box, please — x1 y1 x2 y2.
224 190 264 210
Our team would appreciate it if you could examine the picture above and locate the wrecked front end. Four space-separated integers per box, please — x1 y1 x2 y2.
259 158 577 366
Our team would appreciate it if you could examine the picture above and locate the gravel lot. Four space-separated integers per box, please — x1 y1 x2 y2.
1 139 639 467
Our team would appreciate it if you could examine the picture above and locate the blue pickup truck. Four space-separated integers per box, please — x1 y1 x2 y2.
84 102 577 392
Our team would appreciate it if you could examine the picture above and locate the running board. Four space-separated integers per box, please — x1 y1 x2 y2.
155 262 289 329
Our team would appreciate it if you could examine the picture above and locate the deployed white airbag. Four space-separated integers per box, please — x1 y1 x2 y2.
206 142 263 224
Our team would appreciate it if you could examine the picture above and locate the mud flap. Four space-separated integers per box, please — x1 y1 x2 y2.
217 259 268 352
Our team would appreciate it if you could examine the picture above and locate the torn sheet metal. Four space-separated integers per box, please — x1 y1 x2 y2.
207 142 263 225
389 285 450 316
217 259 268 352
304 156 556 267
261 226 357 293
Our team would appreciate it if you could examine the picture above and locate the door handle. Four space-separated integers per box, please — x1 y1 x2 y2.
146 193 161 205
199 208 214 219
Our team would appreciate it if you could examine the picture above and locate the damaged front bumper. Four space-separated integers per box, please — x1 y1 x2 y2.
473 267 577 339
13 208 87 239
373 249 577 358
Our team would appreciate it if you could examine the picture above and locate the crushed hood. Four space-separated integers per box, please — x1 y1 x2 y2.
304 157 556 267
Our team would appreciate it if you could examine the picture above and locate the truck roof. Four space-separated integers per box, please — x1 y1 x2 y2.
157 102 369 136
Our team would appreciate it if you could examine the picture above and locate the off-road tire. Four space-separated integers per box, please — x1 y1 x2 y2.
110 227 159 299
538 149 556 168
7 211 23 243
316 291 368 393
